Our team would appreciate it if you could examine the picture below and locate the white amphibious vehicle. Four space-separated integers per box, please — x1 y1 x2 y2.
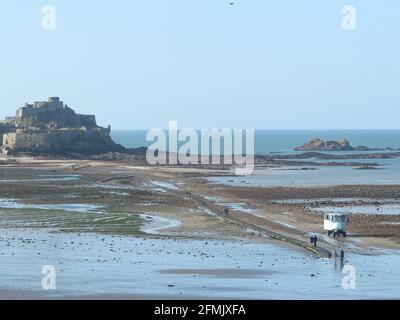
324 213 349 237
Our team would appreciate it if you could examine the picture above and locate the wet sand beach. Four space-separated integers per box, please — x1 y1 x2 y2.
1 228 400 299
1 155 400 299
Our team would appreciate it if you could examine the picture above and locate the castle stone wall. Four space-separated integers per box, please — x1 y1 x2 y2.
16 97 64 119
17 106 38 118
78 114 97 128
3 133 17 149
3 128 121 154
0 124 15 147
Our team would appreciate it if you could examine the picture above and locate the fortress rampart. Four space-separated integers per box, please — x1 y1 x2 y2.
2 127 115 154
16 97 64 119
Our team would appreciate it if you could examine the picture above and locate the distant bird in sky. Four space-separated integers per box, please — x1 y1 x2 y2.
229 2 234 5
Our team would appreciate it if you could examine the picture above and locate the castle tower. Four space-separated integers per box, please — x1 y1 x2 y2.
47 97 63 111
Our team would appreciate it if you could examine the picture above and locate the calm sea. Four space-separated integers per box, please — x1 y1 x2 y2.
112 130 400 154
112 130 400 187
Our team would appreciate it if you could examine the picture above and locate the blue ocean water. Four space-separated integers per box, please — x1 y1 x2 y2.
112 130 400 186
112 130 400 155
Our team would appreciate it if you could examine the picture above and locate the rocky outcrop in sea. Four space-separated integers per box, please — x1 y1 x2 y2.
295 138 386 152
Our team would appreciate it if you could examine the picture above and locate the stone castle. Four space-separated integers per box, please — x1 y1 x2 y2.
0 97 125 155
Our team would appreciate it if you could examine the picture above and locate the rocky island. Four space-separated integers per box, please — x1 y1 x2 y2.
0 97 144 156
295 138 381 152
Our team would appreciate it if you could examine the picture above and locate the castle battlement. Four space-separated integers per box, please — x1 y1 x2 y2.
16 97 64 119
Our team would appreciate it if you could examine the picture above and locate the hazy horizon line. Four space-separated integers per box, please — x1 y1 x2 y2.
111 128 400 131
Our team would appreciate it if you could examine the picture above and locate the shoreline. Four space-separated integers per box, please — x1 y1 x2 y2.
1 155 399 251
1 155 400 299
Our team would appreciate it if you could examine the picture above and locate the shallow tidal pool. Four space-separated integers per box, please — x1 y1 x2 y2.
0 228 399 299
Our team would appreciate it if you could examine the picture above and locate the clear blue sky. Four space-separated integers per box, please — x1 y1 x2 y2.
0 0 398 129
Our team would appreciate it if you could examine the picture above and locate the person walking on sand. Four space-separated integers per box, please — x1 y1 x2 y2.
313 235 318 247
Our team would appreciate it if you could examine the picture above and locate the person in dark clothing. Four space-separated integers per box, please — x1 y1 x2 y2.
340 250 345 269
313 235 318 247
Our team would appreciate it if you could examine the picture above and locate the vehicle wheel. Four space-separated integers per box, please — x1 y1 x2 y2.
333 231 336 237
343 232 347 237
328 230 331 236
